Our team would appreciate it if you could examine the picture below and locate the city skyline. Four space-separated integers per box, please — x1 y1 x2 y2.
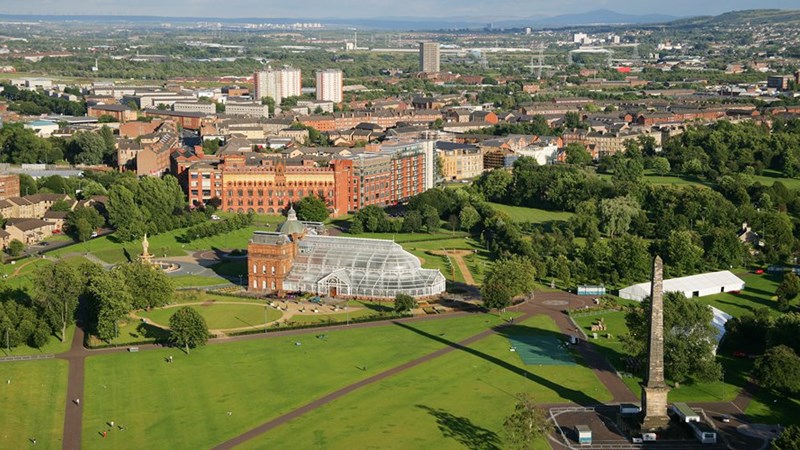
0 1 797 20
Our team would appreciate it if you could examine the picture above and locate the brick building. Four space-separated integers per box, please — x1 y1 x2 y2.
0 174 20 200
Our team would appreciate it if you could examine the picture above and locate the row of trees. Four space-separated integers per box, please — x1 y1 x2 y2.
0 82 86 116
0 123 117 165
106 175 204 241
180 213 254 243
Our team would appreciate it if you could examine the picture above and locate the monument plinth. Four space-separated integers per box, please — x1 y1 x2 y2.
640 255 671 431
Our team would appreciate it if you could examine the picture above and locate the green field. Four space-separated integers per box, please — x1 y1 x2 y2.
239 315 607 450
139 303 283 330
0 359 68 450
697 271 782 318
80 314 512 450
170 275 233 288
486 202 575 224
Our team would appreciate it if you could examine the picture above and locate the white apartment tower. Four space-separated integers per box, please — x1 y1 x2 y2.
419 42 440 73
280 68 302 98
315 69 343 103
253 68 282 105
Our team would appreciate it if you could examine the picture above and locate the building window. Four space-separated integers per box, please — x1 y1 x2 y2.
253 264 257 274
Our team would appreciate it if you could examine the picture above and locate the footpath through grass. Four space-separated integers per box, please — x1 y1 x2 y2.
240 315 607 450
0 359 68 450
81 313 511 450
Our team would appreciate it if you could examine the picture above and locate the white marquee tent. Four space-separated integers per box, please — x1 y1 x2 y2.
618 270 745 301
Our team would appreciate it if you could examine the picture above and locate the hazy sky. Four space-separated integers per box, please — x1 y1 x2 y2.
0 0 797 19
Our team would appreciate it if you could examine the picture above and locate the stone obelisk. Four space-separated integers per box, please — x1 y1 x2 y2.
640 255 670 430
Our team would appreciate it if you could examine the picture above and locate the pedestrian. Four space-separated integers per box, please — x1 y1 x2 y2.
31 438 36 445
109 421 114 428
75 398 80 406
102 431 107 438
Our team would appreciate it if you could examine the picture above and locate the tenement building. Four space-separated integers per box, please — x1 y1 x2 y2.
247 207 446 298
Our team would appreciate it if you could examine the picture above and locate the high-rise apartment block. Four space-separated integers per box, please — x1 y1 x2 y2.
315 69 343 103
280 68 302 98
253 67 302 106
419 42 440 73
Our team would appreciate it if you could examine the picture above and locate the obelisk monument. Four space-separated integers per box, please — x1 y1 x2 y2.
640 255 671 430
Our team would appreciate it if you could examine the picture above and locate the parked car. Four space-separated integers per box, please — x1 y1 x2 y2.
721 414 731 423
733 351 747 358
755 269 765 274
91 231 98 238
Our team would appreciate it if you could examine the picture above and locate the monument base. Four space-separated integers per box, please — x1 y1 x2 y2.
640 384 671 431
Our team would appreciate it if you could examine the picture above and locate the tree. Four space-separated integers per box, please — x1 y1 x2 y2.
261 96 276 115
68 131 106 165
503 393 549 450
777 272 800 303
116 261 174 310
753 345 800 394
565 143 592 165
169 307 209 354
481 256 536 310
724 307 773 355
665 230 704 276
652 157 671 175
394 293 417 312
772 425 800 450
422 205 440 233
295 195 329 222
107 184 144 241
402 210 423 233
599 196 640 237
98 125 117 165
87 269 133 341
202 139 221 155
622 291 721 383
18 173 37 196
32 261 83 341
65 205 104 242
459 205 480 231
474 168 512 202
7 239 24 257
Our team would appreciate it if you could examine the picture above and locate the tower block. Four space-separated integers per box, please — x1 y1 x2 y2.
640 255 671 430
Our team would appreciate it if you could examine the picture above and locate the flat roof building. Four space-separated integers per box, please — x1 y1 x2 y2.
419 42 440 73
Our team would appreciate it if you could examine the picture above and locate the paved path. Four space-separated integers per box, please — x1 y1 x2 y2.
59 321 87 450
430 249 476 285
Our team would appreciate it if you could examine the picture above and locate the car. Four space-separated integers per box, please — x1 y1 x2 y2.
632 437 643 444
211 214 221 221
721 414 731 423
91 231 98 238
733 351 747 358
755 269 765 274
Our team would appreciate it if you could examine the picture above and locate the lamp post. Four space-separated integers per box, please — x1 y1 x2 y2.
264 306 268 334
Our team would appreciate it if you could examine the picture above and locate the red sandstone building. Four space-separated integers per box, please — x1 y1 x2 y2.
176 141 434 216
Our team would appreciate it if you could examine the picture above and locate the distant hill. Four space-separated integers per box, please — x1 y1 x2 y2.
527 9 677 27
667 9 800 27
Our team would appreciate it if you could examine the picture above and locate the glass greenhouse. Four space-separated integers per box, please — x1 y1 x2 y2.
283 235 446 298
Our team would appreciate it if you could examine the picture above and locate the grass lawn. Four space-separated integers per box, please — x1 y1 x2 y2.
48 219 284 265
286 302 391 325
81 313 512 450
139 303 283 330
239 315 607 450
697 271 782 318
169 275 232 288
752 169 800 190
0 359 68 450
745 391 800 424
487 202 575 224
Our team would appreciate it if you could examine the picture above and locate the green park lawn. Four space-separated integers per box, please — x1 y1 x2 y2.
138 303 283 331
486 202 575 224
169 275 232 288
0 359 68 450
80 314 512 450
697 271 782 318
239 315 607 450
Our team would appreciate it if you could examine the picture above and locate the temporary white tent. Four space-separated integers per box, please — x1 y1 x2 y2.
618 270 745 301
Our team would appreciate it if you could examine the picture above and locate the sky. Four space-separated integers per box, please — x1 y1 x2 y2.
0 0 797 20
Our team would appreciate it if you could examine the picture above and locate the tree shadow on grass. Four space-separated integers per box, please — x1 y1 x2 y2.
136 322 170 344
393 322 602 406
416 405 501 450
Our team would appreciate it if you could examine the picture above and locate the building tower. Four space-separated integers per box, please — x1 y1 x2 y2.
315 69 343 103
280 67 302 98
641 255 671 430
253 68 283 105
419 42 440 73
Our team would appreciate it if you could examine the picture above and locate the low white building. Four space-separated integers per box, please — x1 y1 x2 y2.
618 270 745 301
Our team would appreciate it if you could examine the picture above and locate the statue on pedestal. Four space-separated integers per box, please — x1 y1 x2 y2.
139 233 153 264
